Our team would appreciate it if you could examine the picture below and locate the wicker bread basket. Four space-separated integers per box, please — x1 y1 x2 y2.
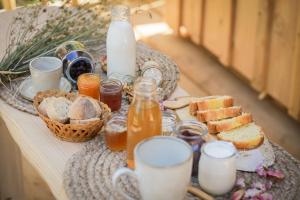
33 90 111 142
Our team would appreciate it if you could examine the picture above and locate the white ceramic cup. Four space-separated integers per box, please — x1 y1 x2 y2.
198 141 237 195
29 56 62 92
112 136 193 200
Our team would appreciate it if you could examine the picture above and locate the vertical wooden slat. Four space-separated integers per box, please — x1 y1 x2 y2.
251 0 273 91
288 0 300 120
181 0 204 45
266 0 298 107
202 0 233 66
232 0 270 87
164 0 181 35
2 0 16 10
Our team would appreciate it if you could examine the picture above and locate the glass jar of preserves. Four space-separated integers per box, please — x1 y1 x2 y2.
100 79 122 111
104 115 127 151
176 120 208 177
77 73 100 100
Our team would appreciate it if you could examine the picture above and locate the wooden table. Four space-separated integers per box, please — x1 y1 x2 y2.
0 87 188 199
0 7 189 199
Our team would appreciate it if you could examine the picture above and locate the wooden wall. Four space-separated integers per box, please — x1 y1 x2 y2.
165 0 300 121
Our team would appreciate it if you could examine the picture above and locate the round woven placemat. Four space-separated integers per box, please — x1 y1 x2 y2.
0 77 37 115
0 43 179 115
63 135 300 200
93 42 180 100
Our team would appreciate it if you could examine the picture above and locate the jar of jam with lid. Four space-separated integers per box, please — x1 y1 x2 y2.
55 41 95 86
176 120 208 177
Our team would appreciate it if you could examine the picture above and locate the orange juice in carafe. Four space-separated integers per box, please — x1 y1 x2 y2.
127 77 162 168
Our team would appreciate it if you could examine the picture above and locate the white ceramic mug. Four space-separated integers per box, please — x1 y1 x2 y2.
29 56 62 92
198 141 237 195
113 136 193 200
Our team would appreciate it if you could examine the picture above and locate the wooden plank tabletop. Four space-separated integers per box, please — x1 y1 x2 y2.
0 6 189 199
0 87 188 199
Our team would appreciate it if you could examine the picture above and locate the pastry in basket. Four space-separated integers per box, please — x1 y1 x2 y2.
38 96 56 117
189 95 233 115
47 97 72 123
38 97 72 123
34 90 111 142
217 123 264 149
196 106 242 122
207 113 253 134
68 96 102 124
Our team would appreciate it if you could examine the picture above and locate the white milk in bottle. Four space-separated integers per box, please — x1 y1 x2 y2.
106 5 136 77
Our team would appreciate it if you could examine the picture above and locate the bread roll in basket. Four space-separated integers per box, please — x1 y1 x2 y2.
33 90 111 142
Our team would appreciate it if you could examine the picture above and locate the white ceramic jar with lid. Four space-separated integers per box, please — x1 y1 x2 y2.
198 141 237 195
106 5 136 78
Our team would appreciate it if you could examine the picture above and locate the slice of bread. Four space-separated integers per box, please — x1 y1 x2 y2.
189 96 234 115
217 123 264 149
163 96 202 110
197 106 242 122
207 113 253 134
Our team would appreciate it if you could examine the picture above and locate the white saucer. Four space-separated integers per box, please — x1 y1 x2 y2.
19 77 72 101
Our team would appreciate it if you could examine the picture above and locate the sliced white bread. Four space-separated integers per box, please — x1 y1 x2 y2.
163 96 202 110
196 106 242 122
207 113 253 134
217 123 264 149
189 96 234 115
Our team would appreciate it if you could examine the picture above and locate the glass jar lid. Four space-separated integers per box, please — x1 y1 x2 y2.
105 115 127 133
176 120 208 139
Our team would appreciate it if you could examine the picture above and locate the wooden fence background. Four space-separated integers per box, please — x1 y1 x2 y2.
1 0 300 121
165 0 300 122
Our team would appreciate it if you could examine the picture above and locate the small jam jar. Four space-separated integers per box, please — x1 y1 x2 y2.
176 120 208 177
104 115 127 151
100 79 122 111
77 73 100 100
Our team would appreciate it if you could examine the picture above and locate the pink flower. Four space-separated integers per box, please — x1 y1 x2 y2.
251 182 266 192
265 181 273 190
266 169 284 179
244 188 262 198
256 165 267 177
236 177 246 188
255 165 284 179
231 189 245 200
258 192 273 200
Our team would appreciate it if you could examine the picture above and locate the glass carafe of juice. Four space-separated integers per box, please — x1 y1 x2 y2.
127 77 162 168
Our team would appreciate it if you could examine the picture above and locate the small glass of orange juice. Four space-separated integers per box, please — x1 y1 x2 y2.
77 73 100 99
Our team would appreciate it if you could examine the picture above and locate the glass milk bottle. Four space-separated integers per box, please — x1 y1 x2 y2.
106 5 136 77
198 141 237 195
127 77 162 169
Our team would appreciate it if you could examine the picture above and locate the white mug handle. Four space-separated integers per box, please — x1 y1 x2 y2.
112 167 138 200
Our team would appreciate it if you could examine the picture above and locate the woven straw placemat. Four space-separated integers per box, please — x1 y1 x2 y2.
63 135 300 200
0 77 37 115
0 43 179 115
